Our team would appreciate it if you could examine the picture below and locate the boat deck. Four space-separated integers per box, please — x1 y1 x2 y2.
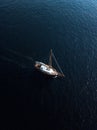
35 61 64 78
35 61 58 76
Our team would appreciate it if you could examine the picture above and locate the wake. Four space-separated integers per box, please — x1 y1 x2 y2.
0 55 26 68
0 47 34 69
4 48 34 62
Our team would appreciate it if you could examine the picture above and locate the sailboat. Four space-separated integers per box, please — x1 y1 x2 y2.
34 49 65 78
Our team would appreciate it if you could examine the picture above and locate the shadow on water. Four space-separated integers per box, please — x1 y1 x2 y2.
0 48 65 130
1 48 97 130
0 56 54 130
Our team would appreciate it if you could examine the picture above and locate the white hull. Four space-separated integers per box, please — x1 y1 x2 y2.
34 50 65 78
35 61 59 78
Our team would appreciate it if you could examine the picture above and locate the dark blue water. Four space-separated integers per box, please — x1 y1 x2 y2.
0 0 97 129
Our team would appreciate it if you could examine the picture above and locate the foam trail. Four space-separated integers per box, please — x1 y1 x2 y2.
0 55 26 68
3 48 34 62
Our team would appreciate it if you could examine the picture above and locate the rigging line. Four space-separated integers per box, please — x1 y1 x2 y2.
52 52 64 75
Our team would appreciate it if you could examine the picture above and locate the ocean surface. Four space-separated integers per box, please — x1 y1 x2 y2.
0 0 97 129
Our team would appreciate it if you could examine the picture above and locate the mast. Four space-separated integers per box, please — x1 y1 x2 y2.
49 49 52 66
48 49 65 77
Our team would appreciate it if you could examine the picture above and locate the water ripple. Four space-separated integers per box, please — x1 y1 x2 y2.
0 0 18 8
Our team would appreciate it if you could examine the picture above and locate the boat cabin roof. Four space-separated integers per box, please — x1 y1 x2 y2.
40 65 55 74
